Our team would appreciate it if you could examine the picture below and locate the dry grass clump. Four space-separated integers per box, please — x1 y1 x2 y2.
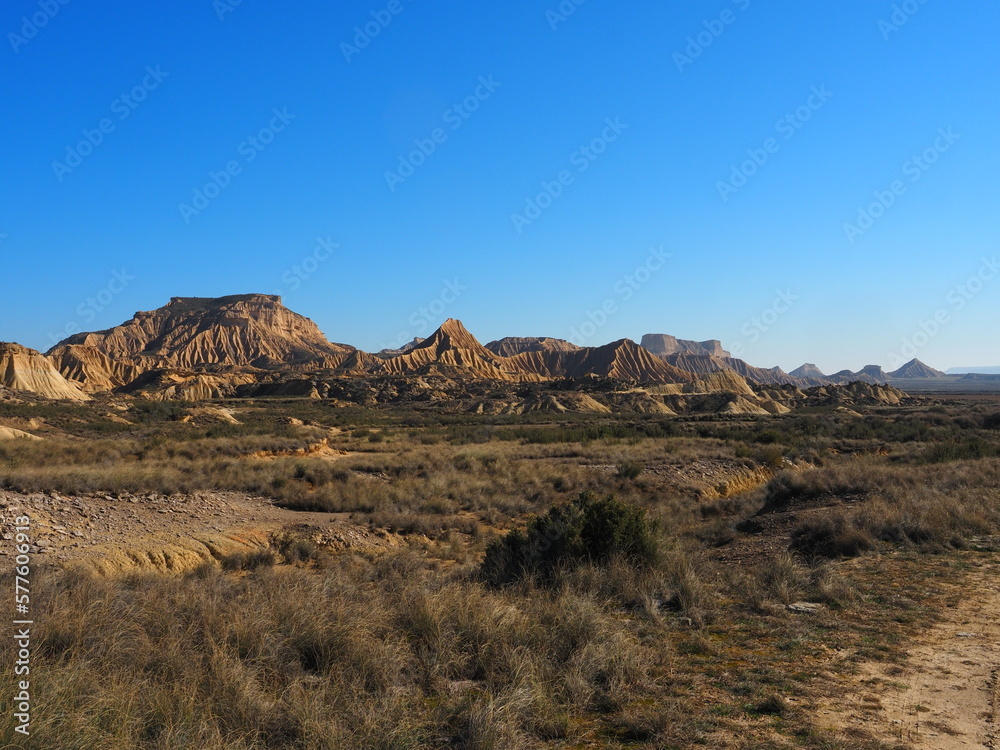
783 460 1000 559
0 549 660 749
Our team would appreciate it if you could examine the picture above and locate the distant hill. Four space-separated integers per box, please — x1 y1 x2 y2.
889 359 946 379
790 363 826 379
946 366 1000 375
857 365 888 382
656 353 796 386
484 337 581 357
375 338 424 358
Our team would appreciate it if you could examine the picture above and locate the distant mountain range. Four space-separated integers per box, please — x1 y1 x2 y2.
0 293 975 403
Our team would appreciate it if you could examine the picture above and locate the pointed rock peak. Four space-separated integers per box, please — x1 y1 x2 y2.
790 363 827 378
416 319 485 352
439 318 469 334
889 358 946 378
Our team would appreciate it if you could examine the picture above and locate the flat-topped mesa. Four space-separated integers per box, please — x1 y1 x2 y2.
51 294 354 373
641 333 731 359
485 337 582 357
0 342 90 401
164 294 283 310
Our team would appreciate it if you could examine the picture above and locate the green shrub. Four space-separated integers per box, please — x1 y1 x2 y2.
481 493 658 586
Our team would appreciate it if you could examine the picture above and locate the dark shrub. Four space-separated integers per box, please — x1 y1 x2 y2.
481 492 658 586
790 513 876 559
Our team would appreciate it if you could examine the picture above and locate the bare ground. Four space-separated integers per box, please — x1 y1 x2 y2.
818 557 1000 748
0 487 401 575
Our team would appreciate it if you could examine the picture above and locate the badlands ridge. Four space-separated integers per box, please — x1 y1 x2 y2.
0 293 945 414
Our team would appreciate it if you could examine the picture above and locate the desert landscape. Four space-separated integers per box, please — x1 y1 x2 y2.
1 295 999 748
6 3 998 748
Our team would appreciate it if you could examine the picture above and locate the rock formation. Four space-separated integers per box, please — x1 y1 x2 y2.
0 293 937 410
888 358 946 379
789 363 827 379
484 337 581 357
0 343 90 401
375 338 425 358
52 294 355 373
48 344 139 393
374 319 538 381
640 333 730 359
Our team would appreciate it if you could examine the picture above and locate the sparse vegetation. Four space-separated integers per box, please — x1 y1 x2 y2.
2 394 1000 747
480 492 659 586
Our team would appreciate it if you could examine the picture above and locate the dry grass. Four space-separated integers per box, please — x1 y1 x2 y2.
2 396 1000 747
0 553 660 749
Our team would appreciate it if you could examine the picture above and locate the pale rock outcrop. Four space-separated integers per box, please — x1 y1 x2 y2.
0 343 90 401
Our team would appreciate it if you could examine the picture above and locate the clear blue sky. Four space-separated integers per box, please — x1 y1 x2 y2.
2 0 998 373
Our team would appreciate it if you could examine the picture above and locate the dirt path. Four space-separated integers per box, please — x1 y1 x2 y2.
819 559 1000 748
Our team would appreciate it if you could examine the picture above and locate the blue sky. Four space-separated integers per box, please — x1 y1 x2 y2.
2 0 998 373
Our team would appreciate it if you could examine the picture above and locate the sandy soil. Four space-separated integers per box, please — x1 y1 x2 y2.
817 557 1000 748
